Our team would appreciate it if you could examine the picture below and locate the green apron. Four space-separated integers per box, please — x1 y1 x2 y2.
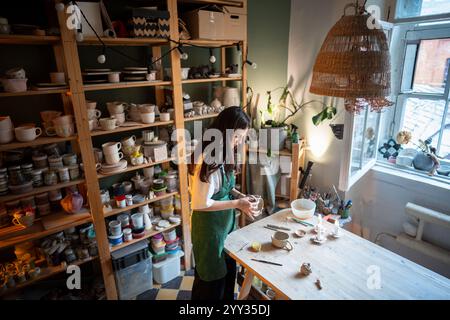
192 166 236 282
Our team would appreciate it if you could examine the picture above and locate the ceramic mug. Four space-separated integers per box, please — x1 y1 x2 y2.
0 116 13 130
14 126 42 142
140 112 155 124
87 109 101 120
271 231 293 251
88 119 98 131
54 123 75 137
0 129 14 144
40 111 62 123
121 135 136 147
111 113 125 125
108 73 120 83
52 115 73 126
86 100 97 109
139 104 156 113
106 102 126 114
160 112 170 122
99 118 117 131
102 142 122 155
104 152 123 165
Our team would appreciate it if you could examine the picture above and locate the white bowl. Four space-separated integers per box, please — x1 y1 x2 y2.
291 198 316 219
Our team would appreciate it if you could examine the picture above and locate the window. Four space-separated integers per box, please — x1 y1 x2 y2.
396 0 450 19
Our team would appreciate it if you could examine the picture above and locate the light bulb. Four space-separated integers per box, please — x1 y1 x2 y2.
181 52 189 60
251 62 257 69
55 2 65 12
209 55 216 64
97 54 106 64
76 31 84 42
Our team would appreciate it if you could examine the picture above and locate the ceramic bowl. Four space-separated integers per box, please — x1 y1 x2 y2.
291 198 316 219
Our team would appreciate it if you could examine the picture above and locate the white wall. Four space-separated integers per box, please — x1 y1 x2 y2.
288 0 450 278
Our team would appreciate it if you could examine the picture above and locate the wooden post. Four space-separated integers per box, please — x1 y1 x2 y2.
289 143 300 202
167 0 192 270
56 4 118 300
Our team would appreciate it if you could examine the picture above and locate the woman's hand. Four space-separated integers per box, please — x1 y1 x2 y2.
236 197 259 221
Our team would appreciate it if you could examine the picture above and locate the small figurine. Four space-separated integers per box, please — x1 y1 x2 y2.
315 279 322 290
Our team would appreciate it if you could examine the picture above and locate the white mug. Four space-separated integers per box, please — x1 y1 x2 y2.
88 119 98 131
52 115 73 126
160 112 170 122
15 126 42 142
99 118 117 131
140 112 155 124
104 152 123 165
106 102 126 114
87 109 101 120
102 142 122 155
86 100 97 109
271 231 293 251
121 135 136 147
0 116 13 130
0 129 14 144
111 113 125 125
54 124 75 137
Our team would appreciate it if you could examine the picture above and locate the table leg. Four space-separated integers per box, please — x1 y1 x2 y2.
238 270 255 300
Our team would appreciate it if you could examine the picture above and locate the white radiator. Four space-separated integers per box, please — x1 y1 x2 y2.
396 203 450 265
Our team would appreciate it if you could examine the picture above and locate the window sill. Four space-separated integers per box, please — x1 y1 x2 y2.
372 163 450 192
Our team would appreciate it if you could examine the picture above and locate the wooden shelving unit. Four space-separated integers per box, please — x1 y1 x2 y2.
182 77 242 84
0 136 77 152
0 88 68 98
0 256 97 297
104 192 179 218
110 223 181 253
90 121 174 137
0 0 248 300
0 34 61 45
0 179 85 203
83 80 172 92
184 113 219 122
98 158 176 179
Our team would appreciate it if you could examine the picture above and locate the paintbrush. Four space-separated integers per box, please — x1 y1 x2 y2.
266 224 291 231
251 259 283 266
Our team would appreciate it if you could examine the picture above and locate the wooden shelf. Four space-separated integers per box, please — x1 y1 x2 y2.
83 80 172 92
104 192 179 218
0 179 85 203
0 35 61 45
178 0 244 7
98 158 176 179
90 121 174 137
80 37 169 46
184 113 219 122
0 88 67 98
182 77 242 84
180 39 242 47
0 256 97 297
0 136 77 152
110 222 181 253
0 210 92 250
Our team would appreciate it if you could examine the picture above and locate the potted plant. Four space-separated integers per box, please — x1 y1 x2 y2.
259 84 334 152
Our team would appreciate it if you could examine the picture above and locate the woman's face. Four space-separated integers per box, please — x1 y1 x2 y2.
232 128 249 148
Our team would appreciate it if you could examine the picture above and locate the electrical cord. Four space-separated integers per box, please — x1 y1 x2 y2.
374 232 397 245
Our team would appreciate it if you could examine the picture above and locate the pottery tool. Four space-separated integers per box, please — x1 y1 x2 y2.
289 216 314 227
266 224 291 231
251 259 283 266
264 226 279 232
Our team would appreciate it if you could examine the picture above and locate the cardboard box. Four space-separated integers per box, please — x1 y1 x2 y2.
183 9 225 40
224 5 247 40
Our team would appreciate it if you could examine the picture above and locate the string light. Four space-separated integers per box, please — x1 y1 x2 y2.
177 45 189 60
97 46 106 64
209 49 216 64
245 60 258 69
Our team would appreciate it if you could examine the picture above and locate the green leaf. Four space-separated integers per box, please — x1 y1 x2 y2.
312 111 323 126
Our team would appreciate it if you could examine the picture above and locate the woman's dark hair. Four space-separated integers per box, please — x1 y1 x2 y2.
189 106 251 183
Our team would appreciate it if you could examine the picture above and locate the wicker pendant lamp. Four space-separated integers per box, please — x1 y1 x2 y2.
310 1 393 113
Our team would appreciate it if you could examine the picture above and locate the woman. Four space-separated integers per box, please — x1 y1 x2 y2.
188 106 259 300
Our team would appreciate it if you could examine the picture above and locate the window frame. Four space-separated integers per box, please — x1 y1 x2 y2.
393 23 450 158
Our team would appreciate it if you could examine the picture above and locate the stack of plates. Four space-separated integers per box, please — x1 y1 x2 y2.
82 68 113 84
99 160 128 175
122 67 148 81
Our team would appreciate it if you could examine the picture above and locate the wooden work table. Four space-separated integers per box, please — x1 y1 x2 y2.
224 209 450 300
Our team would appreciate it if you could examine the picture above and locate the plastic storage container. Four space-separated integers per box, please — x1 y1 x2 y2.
111 240 153 300
153 250 184 284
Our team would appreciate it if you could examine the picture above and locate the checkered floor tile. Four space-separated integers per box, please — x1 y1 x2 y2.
137 269 239 300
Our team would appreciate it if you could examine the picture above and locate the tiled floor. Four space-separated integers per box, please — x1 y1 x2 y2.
137 269 240 300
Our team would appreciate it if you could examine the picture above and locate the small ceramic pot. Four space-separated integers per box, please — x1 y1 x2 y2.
160 113 170 122
99 118 117 131
141 112 155 124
